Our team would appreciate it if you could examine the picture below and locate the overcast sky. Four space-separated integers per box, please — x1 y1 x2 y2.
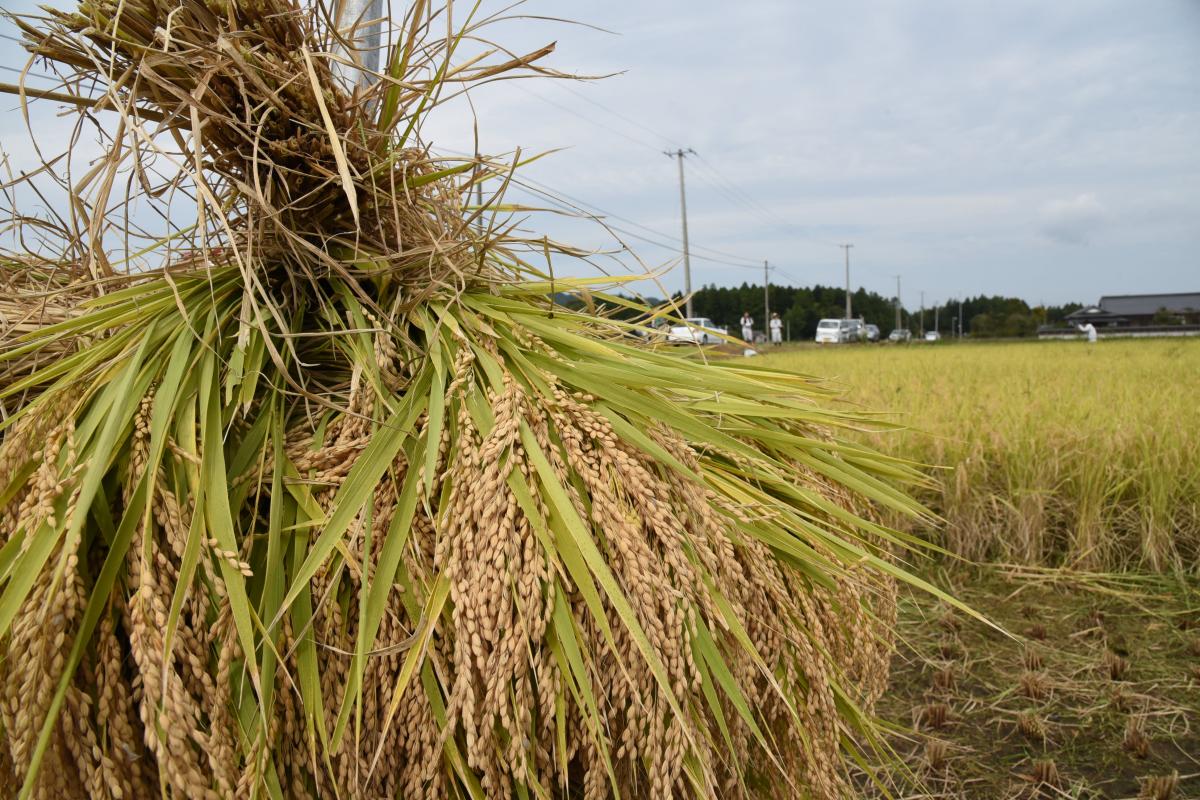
3 0 1198 307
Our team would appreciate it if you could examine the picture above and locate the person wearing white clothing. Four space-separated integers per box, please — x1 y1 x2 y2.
1076 322 1098 343
740 312 754 343
769 312 783 345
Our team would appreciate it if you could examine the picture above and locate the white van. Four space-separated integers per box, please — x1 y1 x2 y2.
815 319 859 344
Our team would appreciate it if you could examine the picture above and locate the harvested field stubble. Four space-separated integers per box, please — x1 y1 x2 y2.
0 0 946 797
857 568 1200 798
759 341 1200 571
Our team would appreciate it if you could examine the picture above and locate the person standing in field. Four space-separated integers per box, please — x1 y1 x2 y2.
740 311 754 343
769 312 783 345
1077 322 1098 343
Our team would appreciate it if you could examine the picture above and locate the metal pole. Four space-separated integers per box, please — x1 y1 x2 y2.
666 149 695 318
920 290 924 334
839 244 853 319
763 260 770 342
894 274 902 332
959 298 964 338
336 0 384 88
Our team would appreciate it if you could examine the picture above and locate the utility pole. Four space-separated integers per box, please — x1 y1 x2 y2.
666 148 696 317
934 303 939 334
919 290 925 334
893 274 902 332
959 298 964 338
763 260 770 340
839 243 854 319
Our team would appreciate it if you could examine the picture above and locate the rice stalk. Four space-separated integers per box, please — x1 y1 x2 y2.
0 1 946 797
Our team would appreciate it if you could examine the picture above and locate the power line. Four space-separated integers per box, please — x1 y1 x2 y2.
689 151 840 248
496 173 823 280
554 82 679 150
510 180 760 271
513 173 761 267
511 84 842 252
510 82 664 154
771 266 806 285
0 64 59 83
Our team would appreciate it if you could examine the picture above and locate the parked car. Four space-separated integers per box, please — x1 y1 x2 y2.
815 318 861 344
924 330 942 342
864 324 880 342
887 329 912 343
667 317 727 344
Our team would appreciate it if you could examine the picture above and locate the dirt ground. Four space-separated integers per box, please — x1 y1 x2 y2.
855 566 1200 799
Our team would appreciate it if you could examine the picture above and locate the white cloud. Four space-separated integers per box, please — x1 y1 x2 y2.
1039 193 1107 245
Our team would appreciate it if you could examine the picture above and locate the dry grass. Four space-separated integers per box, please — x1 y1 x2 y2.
1138 772 1180 800
1016 711 1046 743
916 702 952 731
1123 716 1151 759
1103 650 1131 681
1018 671 1051 701
1026 758 1062 791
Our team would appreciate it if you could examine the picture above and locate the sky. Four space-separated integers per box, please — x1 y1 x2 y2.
2 0 1199 308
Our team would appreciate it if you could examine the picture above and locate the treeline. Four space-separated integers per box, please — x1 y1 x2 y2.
679 284 896 340
651 284 1082 340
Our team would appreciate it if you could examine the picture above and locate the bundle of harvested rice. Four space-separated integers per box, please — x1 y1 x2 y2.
0 1 942 797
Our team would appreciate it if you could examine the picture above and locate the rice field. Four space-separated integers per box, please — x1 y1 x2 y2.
754 340 1200 795
758 339 1200 571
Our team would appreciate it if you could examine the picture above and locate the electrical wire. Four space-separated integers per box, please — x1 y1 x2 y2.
690 152 840 248
510 180 761 270
511 82 842 253
509 82 665 154
514 173 763 268
554 82 678 150
0 64 59 82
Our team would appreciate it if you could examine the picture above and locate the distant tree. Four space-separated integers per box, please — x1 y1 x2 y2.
970 313 994 337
